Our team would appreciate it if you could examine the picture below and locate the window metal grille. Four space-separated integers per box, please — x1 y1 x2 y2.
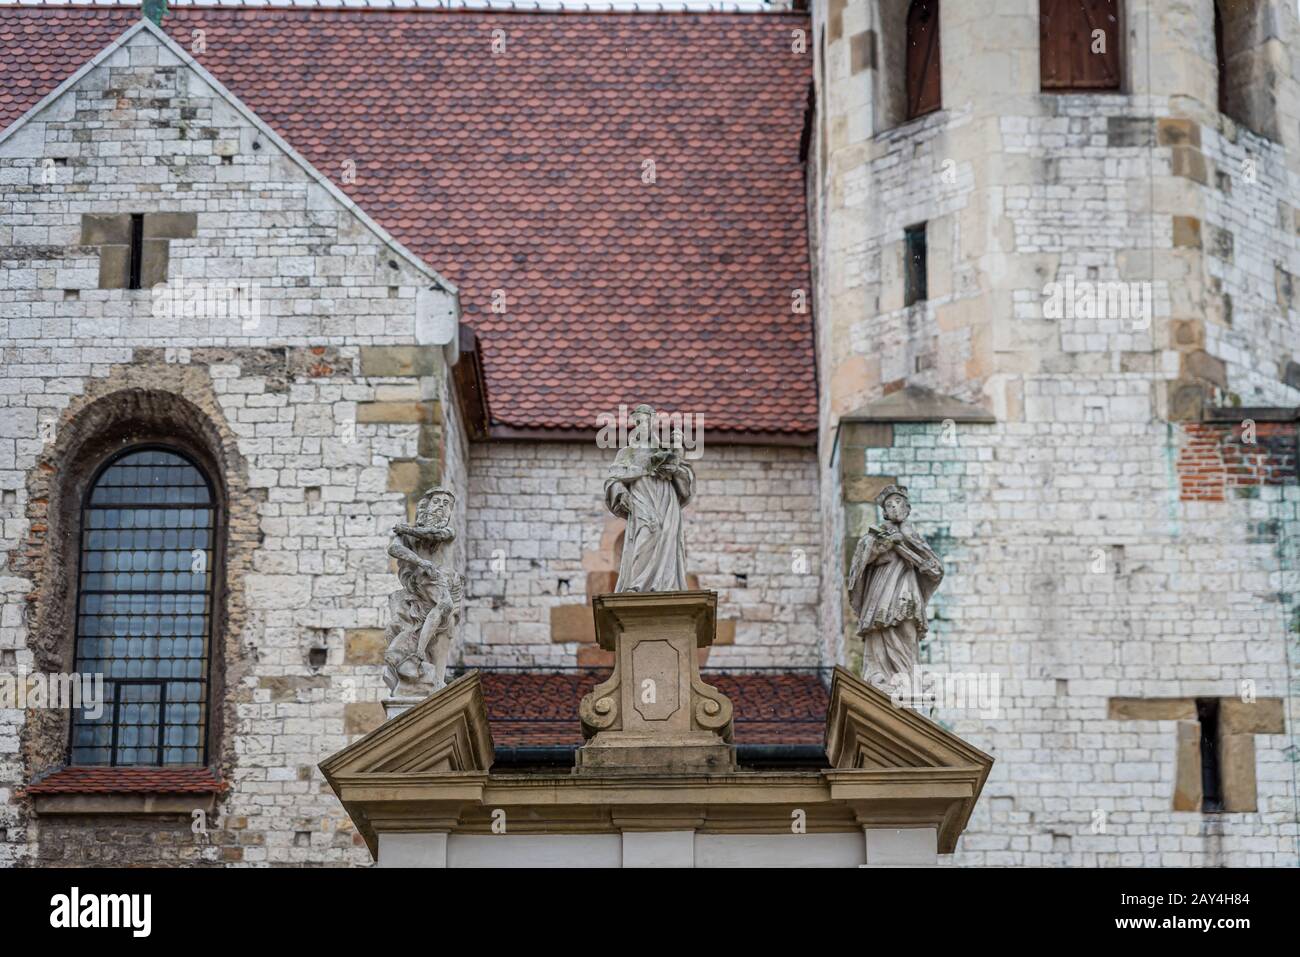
70 447 215 766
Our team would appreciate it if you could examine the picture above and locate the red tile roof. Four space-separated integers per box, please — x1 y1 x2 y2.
26 766 226 795
0 6 817 437
481 670 828 746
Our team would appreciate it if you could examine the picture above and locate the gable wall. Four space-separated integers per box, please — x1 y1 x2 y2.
0 29 462 866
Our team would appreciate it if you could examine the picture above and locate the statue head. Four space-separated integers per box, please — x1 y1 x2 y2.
875 484 911 523
417 486 456 529
628 403 657 447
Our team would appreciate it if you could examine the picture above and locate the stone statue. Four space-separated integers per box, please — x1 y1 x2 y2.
847 485 944 692
382 486 464 698
604 404 694 592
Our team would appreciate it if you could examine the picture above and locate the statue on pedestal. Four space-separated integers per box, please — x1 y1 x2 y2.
604 404 694 593
847 485 944 693
382 486 463 698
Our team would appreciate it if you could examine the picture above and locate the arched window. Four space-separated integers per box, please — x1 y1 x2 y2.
1040 0 1121 92
70 447 217 766
905 0 941 119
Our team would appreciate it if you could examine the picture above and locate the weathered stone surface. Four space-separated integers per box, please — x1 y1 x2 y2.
359 345 440 378
345 628 387 665
1172 720 1202 811
343 702 386 738
1218 697 1284 735
1 26 462 869
1107 698 1197 721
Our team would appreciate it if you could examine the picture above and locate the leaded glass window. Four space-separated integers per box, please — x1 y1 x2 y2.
70 447 215 766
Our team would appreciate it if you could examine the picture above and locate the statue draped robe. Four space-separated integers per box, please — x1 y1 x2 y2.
604 445 694 592
847 521 943 688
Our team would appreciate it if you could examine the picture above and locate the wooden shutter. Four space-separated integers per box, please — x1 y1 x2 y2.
906 0 941 119
1041 0 1120 91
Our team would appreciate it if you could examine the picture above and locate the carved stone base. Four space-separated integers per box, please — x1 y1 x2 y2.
576 590 734 775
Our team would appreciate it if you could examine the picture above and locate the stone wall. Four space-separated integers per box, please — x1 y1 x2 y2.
462 441 822 669
811 0 1300 865
0 27 462 865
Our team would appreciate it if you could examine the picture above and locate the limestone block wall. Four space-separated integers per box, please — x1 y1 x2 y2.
811 0 1300 865
462 441 822 669
844 419 1297 867
0 28 463 866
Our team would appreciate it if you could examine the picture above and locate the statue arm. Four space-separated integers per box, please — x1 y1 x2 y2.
394 524 454 544
387 535 426 569
670 461 694 505
605 479 631 518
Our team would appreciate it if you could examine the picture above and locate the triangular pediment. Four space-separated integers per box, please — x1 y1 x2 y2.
824 666 994 774
319 671 494 782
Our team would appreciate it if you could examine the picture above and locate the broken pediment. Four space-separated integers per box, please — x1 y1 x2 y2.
822 667 994 852
320 671 494 782
825 666 994 773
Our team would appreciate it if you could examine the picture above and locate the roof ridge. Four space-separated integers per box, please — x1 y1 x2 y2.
0 2 809 18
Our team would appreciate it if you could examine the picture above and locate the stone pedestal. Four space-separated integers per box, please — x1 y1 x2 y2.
576 591 734 774
382 696 424 721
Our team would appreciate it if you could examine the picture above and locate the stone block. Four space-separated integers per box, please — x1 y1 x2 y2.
344 701 387 738
1107 697 1197 721
850 31 875 74
345 628 387 665
1217 733 1257 812
844 474 897 504
140 239 170 288
1172 719 1202 811
1156 117 1200 148
97 244 130 289
360 345 440 378
586 570 618 597
1218 697 1284 735
80 213 131 245
356 400 440 424
1182 350 1227 389
143 212 197 239
1171 215 1201 248
1170 146 1208 185
551 602 596 644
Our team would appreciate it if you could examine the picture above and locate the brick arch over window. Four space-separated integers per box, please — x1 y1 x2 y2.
1040 0 1122 92
905 0 941 120
20 383 252 779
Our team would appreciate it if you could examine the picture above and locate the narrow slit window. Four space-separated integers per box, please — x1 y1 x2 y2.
1196 698 1223 813
904 223 928 306
127 212 144 290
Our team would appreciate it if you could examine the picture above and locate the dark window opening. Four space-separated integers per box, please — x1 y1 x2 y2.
1214 2 1228 116
127 213 144 290
905 0 941 119
1040 0 1121 92
70 447 216 766
1196 698 1223 812
904 223 928 306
